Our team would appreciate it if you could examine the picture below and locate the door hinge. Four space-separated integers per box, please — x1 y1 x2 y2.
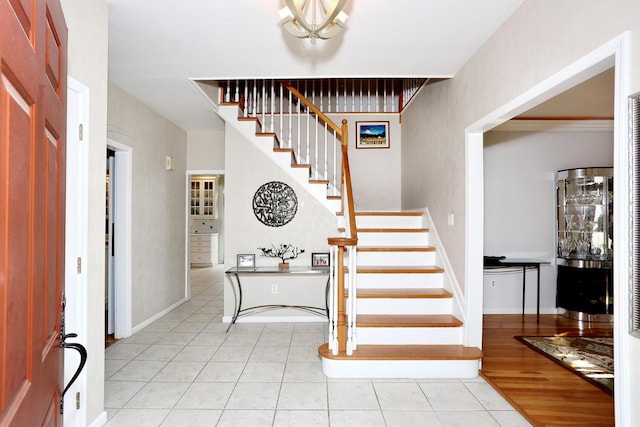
76 392 80 410
78 123 84 141
76 257 82 274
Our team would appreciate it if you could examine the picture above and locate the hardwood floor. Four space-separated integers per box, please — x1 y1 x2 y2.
482 314 614 427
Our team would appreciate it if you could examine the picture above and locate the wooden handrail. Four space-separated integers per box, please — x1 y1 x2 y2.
280 81 343 135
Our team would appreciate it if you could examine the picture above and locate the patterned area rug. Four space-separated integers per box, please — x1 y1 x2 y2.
515 335 614 395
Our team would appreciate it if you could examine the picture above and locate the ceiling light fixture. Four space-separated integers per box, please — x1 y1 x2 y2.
279 0 349 44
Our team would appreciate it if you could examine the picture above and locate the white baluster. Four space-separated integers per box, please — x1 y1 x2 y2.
288 87 292 148
234 80 239 103
270 80 275 133
242 82 248 117
323 122 328 181
333 132 342 196
279 83 284 145
262 79 266 127
329 245 338 355
375 79 379 112
367 80 371 113
343 78 347 113
327 80 331 113
297 86 301 158
346 245 357 354
251 81 256 117
351 79 355 112
314 119 318 180
392 80 396 113
305 82 310 165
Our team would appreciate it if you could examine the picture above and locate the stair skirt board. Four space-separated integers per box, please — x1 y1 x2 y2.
355 327 464 345
321 358 480 379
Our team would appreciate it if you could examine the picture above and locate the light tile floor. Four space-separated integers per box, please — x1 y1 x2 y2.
104 265 531 427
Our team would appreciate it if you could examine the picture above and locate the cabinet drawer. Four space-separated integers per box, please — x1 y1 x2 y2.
191 240 211 248
191 253 212 263
191 246 211 253
191 234 212 242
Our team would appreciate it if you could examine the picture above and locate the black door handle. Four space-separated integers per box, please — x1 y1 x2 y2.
59 334 87 414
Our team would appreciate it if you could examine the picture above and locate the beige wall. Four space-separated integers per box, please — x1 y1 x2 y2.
403 0 639 284
60 0 108 423
108 83 188 326
401 0 640 421
329 114 402 211
187 131 225 171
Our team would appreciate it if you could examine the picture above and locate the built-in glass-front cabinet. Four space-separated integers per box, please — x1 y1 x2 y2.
190 177 217 217
556 167 613 320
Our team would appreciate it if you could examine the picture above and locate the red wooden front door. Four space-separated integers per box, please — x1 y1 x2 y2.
0 0 67 425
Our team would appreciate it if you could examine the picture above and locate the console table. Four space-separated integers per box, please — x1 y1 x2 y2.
225 266 330 332
483 258 549 322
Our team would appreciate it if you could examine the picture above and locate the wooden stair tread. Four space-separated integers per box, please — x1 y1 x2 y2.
353 265 444 274
356 314 462 327
357 246 435 252
350 288 453 299
358 228 429 233
319 343 482 360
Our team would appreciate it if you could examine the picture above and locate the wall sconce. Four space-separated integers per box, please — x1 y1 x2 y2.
279 0 349 44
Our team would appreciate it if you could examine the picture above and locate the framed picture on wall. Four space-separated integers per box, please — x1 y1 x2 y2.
356 121 390 149
237 253 255 270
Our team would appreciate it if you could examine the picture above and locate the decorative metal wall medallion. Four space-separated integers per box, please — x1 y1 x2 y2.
252 181 298 227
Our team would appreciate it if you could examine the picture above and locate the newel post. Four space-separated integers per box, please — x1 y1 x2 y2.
328 237 356 353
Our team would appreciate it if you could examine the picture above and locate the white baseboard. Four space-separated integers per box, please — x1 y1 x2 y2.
131 298 187 335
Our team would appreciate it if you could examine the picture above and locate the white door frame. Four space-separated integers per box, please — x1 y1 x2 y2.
107 138 133 339
63 77 89 426
465 34 630 425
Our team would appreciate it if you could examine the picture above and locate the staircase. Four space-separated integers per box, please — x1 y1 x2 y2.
319 211 482 378
214 79 482 379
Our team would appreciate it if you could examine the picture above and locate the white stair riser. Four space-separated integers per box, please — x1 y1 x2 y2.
352 251 436 265
353 215 423 228
355 298 452 315
357 232 429 246
321 358 480 379
351 273 444 289
356 326 463 345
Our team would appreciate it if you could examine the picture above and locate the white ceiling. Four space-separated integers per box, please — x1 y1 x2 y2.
107 0 524 132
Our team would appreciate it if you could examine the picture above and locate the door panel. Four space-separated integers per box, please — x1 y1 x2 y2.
0 0 67 425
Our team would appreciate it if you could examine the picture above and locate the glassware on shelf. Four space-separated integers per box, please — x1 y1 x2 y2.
558 235 575 258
